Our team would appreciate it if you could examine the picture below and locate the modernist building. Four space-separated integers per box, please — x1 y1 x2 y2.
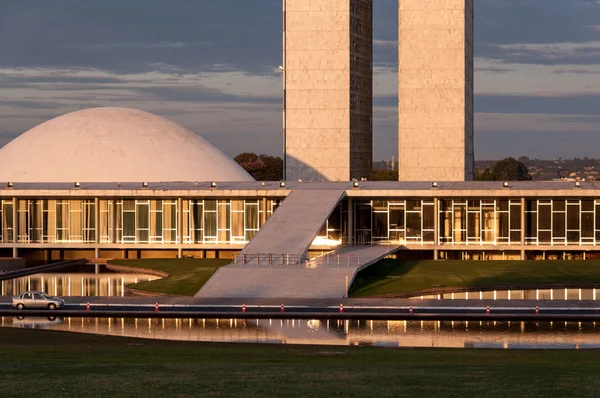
398 0 474 181
0 107 598 264
284 0 373 181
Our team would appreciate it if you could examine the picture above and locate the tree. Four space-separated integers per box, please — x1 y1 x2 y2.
371 168 397 181
475 157 532 181
234 152 283 181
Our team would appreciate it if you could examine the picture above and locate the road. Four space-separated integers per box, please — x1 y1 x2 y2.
1 296 600 321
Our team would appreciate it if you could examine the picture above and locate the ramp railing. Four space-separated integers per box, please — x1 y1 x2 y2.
233 253 361 267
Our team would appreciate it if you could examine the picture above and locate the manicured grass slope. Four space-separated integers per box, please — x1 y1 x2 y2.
1 327 599 397
109 258 231 296
350 260 600 297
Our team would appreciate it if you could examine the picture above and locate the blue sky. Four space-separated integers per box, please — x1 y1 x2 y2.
0 0 599 160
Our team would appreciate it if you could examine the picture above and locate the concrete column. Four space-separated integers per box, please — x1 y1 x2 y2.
261 198 267 226
11 197 17 258
12 197 17 244
434 198 439 260
347 198 353 245
521 197 526 260
94 197 100 259
110 200 116 244
177 197 183 258
94 198 100 244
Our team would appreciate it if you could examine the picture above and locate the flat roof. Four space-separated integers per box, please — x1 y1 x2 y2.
0 180 597 198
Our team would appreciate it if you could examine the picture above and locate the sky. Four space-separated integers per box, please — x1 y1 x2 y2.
0 0 599 161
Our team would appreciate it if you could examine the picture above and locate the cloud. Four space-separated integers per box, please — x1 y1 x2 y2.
135 86 280 105
552 68 600 74
0 0 282 75
486 41 600 66
477 94 600 115
476 66 516 73
373 40 396 48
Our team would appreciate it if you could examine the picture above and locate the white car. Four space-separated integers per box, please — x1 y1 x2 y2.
11 291 65 310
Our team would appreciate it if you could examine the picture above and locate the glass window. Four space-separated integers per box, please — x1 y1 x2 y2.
406 213 421 238
552 212 566 238
582 213 594 238
123 211 135 239
498 213 509 239
422 205 434 230
373 212 388 238
553 200 566 212
526 212 537 238
538 204 551 230
567 204 579 230
204 212 217 240
467 211 480 239
245 203 258 231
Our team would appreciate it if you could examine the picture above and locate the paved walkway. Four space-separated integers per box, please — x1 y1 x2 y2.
195 245 400 299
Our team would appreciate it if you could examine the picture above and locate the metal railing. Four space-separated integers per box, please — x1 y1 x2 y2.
233 253 361 267
234 253 307 266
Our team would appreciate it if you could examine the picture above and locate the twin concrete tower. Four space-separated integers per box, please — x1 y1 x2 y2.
283 0 474 181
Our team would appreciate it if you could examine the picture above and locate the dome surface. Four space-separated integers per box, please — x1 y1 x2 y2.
0 107 253 182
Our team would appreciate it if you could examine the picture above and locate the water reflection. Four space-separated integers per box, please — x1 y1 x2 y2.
0 273 159 297
3 317 600 349
415 288 599 301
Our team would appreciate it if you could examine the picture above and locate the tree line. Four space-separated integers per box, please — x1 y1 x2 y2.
234 153 531 182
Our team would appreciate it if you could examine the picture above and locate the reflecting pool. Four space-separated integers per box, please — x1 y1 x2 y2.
3 317 600 349
413 288 599 301
0 272 160 297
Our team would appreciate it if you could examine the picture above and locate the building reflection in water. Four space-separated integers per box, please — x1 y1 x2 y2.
2 317 599 349
0 273 159 297
414 288 599 301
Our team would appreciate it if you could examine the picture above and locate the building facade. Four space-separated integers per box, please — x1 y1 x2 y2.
2 181 600 262
284 0 373 182
398 0 474 181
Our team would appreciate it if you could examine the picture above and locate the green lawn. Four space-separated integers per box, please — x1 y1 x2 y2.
1 327 599 397
108 258 231 296
350 259 600 297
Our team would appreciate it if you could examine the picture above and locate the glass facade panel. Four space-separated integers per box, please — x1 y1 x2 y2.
6 195 600 248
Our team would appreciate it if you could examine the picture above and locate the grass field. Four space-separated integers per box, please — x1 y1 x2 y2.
350 259 600 297
108 258 231 296
1 327 599 397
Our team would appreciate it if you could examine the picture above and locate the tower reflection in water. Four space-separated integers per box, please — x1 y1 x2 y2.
3 317 600 349
0 273 159 297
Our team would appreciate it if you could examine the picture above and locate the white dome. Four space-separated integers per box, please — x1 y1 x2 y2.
0 107 253 182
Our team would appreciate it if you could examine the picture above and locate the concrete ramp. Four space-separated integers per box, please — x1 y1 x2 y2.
195 267 354 299
309 245 401 272
196 245 401 299
240 189 345 257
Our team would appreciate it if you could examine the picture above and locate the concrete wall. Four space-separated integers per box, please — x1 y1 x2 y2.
398 0 474 181
285 0 372 181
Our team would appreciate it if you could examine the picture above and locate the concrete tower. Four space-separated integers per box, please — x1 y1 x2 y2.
284 0 373 181
398 0 474 181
